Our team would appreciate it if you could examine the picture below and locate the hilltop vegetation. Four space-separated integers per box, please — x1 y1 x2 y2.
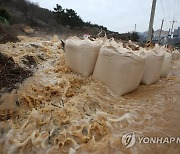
0 0 138 40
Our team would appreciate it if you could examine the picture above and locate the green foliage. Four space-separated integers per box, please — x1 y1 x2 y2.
15 0 29 20
0 8 10 20
130 32 139 42
118 32 139 41
53 4 84 28
53 4 109 31
0 0 123 39
0 16 6 24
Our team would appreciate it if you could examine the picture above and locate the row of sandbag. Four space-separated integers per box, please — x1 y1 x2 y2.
172 50 180 60
65 37 173 96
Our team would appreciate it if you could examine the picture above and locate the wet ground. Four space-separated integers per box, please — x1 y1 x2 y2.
0 35 179 154
0 34 20 44
0 52 32 94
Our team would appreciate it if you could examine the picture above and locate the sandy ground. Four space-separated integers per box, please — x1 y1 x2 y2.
0 35 179 154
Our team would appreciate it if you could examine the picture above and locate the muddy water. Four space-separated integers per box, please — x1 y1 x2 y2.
0 36 180 154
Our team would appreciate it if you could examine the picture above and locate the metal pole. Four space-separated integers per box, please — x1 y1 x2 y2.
147 0 157 41
158 19 164 44
170 20 177 38
134 24 136 32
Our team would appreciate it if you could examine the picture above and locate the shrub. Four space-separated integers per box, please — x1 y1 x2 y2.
0 8 10 20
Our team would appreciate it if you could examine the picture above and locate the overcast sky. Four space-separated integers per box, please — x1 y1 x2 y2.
29 0 180 33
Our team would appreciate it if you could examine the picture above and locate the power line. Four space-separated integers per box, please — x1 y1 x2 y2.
178 0 180 21
173 0 179 30
173 0 178 20
167 0 172 28
177 0 179 28
165 0 171 28
160 0 168 30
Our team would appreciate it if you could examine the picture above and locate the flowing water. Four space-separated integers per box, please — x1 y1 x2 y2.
0 36 179 154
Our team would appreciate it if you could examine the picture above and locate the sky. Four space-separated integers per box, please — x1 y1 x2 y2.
29 0 180 33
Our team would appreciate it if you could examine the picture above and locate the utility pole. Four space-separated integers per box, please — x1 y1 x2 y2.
168 29 171 38
170 20 177 38
147 0 157 41
134 24 136 32
158 19 164 44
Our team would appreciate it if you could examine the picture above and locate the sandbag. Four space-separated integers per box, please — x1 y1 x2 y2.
93 45 145 96
160 52 172 78
141 51 164 85
65 37 102 77
172 50 180 60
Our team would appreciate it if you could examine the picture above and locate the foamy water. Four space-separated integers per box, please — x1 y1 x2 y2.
0 36 180 154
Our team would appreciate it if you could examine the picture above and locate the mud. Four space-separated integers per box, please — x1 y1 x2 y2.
0 34 20 44
0 35 179 154
0 53 32 93
22 55 37 68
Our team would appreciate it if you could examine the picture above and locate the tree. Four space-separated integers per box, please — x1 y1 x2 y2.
53 4 65 24
130 32 139 42
0 8 10 20
29 2 38 20
15 0 29 20
53 4 84 28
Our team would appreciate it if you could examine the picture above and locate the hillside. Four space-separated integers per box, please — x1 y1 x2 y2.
0 0 140 41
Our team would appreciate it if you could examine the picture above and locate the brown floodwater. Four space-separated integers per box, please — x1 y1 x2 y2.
0 36 179 154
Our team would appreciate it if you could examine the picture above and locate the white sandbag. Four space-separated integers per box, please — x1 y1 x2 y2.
160 52 172 78
93 45 145 96
96 37 118 47
65 37 102 77
172 50 180 60
141 51 164 85
107 38 119 47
